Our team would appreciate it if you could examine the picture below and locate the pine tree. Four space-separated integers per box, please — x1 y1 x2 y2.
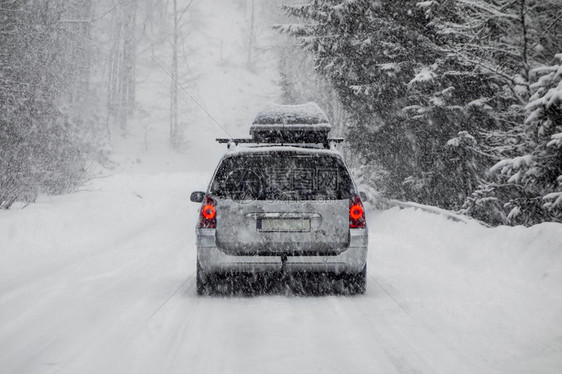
277 0 497 208
278 0 562 224
452 0 562 225
463 54 562 225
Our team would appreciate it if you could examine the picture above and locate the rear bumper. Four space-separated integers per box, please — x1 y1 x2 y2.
196 228 368 275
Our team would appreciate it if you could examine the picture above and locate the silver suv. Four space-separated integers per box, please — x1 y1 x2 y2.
190 104 368 295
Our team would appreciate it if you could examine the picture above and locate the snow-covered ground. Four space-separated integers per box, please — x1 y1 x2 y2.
1 0 562 373
1 172 561 374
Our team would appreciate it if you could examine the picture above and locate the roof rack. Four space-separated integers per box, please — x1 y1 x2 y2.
216 138 254 144
216 137 344 149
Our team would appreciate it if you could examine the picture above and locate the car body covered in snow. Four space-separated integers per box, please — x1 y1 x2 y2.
190 103 368 294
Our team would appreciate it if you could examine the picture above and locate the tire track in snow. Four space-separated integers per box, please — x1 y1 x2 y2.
53 272 201 374
361 272 495 374
1 206 191 374
144 272 195 323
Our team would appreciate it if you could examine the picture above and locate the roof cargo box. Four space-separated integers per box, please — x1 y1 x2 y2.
250 103 331 144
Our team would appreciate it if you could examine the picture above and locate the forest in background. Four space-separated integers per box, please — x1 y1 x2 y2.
0 0 281 210
276 0 562 226
1 0 561 227
1 0 153 208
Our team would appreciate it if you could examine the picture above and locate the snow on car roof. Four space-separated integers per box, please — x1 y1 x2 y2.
249 102 332 143
252 102 330 126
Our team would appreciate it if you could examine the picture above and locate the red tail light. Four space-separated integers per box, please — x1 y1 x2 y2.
199 195 216 228
350 194 366 228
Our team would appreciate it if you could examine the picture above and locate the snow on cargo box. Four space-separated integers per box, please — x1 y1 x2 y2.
250 103 331 144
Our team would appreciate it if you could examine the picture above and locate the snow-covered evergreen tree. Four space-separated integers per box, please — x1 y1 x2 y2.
278 0 562 224
277 0 499 209
449 0 562 225
463 54 562 225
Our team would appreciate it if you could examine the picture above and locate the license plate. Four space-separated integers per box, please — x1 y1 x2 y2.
258 218 310 232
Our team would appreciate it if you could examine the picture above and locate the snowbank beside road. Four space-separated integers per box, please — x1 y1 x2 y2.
372 207 562 373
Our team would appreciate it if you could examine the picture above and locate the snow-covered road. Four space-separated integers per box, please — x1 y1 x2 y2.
1 172 560 374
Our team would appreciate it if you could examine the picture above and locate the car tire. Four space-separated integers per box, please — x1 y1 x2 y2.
341 265 367 295
196 261 212 296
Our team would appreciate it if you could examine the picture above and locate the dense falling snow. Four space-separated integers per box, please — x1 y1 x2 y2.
1 0 562 374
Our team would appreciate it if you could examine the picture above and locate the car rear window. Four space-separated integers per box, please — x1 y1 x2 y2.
210 152 354 201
